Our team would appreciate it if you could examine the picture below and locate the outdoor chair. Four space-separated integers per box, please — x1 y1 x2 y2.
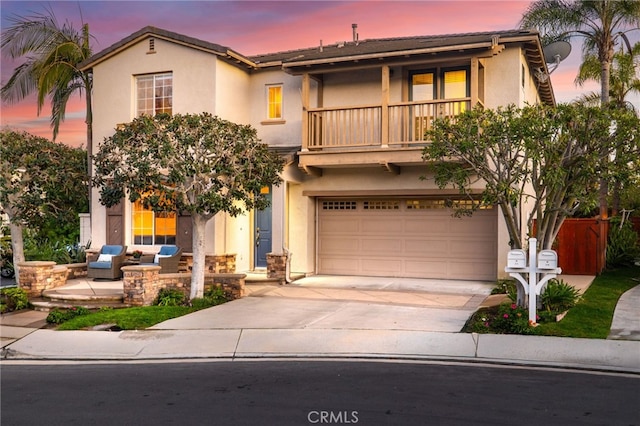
139 245 182 274
87 245 127 280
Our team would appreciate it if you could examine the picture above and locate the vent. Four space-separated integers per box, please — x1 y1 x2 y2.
147 38 156 54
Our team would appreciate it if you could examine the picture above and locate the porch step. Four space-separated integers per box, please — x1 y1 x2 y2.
30 298 131 312
42 288 124 303
32 288 128 312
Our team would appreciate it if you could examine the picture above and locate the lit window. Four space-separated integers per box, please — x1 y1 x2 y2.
132 197 176 245
136 73 172 116
267 84 283 119
411 72 435 101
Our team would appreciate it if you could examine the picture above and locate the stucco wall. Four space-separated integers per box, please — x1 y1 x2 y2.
249 69 303 146
90 37 246 251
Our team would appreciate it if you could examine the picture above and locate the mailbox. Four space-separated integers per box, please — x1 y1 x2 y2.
537 250 558 270
507 249 527 268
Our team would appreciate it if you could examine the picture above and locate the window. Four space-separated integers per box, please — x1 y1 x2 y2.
411 71 435 101
136 72 172 116
410 68 469 101
322 200 357 210
131 198 176 245
266 84 283 120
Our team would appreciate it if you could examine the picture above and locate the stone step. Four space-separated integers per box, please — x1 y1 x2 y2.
42 289 124 303
30 298 131 312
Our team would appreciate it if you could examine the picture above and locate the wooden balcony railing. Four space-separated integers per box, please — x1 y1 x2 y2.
306 98 471 150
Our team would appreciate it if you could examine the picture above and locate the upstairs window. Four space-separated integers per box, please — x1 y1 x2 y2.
266 84 283 120
410 68 469 101
136 72 172 116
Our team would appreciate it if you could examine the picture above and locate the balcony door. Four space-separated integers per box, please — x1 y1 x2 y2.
409 68 469 140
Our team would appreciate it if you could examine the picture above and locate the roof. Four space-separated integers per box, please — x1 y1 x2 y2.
250 30 534 64
79 26 254 71
80 27 554 105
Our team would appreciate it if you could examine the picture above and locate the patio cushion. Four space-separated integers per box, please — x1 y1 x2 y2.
158 246 178 256
97 254 113 263
102 245 124 255
88 260 113 269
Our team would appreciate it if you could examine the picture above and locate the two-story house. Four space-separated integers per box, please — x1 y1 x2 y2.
80 26 554 282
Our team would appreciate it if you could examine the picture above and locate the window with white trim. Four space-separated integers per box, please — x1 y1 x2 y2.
266 84 283 120
136 72 172 116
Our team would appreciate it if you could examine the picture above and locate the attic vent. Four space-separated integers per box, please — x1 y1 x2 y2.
147 38 156 54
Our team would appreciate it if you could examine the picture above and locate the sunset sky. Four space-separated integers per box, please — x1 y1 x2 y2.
1 0 638 147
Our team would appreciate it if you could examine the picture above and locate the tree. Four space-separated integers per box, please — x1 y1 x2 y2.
575 42 640 215
1 7 94 196
575 41 640 110
520 0 640 218
422 104 640 252
92 113 284 299
0 130 89 283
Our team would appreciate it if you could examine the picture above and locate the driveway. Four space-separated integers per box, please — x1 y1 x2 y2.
152 276 495 333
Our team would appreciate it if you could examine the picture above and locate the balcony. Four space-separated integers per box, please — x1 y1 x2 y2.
300 98 471 173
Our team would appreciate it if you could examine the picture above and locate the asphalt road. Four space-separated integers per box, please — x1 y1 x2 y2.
1 360 638 425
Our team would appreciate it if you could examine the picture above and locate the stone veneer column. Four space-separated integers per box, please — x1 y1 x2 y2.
17 261 68 297
122 265 161 306
266 253 287 283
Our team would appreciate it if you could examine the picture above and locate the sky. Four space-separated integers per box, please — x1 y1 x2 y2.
1 0 638 148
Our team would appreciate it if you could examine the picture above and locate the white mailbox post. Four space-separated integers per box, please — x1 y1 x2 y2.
504 238 562 324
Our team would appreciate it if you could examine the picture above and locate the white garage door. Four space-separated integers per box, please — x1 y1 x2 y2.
317 198 497 281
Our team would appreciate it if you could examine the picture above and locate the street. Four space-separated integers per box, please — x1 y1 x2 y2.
1 360 638 425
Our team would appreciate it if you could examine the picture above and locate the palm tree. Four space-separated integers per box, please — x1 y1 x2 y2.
575 43 640 215
575 42 640 111
1 7 94 164
520 0 640 218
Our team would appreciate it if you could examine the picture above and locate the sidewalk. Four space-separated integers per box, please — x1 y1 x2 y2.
1 277 639 373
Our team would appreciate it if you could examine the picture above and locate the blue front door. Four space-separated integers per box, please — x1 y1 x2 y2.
254 188 272 268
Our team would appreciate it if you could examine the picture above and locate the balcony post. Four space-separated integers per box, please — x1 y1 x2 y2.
381 65 390 147
470 57 479 107
301 73 310 151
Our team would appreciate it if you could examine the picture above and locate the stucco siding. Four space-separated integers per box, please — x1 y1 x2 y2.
249 70 303 147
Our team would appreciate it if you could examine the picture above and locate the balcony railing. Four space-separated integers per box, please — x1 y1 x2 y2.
306 98 471 150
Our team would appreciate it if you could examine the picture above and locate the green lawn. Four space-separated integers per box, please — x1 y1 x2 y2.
534 265 639 338
56 305 201 330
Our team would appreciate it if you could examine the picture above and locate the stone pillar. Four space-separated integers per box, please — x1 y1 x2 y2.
17 261 68 297
266 253 287 283
122 265 161 306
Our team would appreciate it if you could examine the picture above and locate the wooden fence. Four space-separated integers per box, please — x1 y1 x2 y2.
552 218 608 276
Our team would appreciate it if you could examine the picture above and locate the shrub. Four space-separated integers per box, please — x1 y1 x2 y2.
540 279 581 313
154 288 186 306
189 286 232 310
204 286 231 304
490 279 517 302
46 306 91 324
0 287 30 313
606 217 640 267
491 303 537 335
463 303 538 335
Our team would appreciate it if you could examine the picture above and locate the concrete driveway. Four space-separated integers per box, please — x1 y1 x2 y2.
152 276 496 333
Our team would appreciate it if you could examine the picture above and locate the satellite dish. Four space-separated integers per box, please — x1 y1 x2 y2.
543 40 571 64
542 40 571 74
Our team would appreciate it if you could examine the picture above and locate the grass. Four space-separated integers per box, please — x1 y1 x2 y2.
534 265 639 339
56 305 201 330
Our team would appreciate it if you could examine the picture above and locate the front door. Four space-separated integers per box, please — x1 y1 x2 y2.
254 187 272 268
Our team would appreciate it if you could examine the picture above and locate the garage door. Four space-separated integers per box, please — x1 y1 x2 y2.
317 198 497 281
